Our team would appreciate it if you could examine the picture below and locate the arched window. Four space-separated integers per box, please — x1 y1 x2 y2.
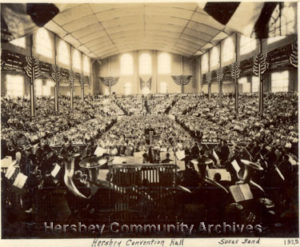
160 82 167 93
158 53 171 74
6 74 24 97
57 39 70 67
210 46 219 70
271 71 289 92
240 35 256 55
83 56 90 75
221 35 235 64
72 49 81 71
201 53 208 74
35 28 53 58
124 82 132 95
139 53 152 75
120 54 133 75
10 37 26 48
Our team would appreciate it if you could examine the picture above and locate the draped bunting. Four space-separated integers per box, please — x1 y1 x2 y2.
204 2 296 39
172 75 192 93
171 75 192 86
140 77 152 90
24 56 40 82
51 64 61 85
289 43 298 68
216 68 224 82
100 77 119 94
69 71 75 86
80 74 85 88
100 77 119 87
231 62 241 79
205 72 211 84
253 53 269 76
1 3 59 42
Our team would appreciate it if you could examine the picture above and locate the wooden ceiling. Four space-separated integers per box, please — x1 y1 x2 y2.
45 3 230 59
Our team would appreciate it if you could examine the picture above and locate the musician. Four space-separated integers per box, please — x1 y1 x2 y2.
162 153 172 163
218 139 230 163
190 142 200 159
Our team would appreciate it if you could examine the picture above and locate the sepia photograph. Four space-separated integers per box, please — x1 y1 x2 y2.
0 1 299 245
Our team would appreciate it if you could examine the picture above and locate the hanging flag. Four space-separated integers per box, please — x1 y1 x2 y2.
203 2 296 39
1 3 59 42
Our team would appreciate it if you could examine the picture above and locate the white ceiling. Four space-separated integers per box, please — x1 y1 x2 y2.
45 3 230 59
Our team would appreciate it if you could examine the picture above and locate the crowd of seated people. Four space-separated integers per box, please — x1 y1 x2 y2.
1 91 298 236
114 95 146 115
146 94 177 114
98 115 194 159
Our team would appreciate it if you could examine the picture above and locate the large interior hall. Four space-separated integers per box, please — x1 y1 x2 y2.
1 2 299 238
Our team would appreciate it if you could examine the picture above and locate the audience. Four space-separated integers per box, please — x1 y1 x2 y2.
1 91 298 236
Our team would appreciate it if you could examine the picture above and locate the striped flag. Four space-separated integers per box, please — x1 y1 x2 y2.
1 3 59 42
203 2 296 39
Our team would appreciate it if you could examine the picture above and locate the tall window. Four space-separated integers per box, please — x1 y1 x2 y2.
124 82 132 95
201 53 208 74
6 74 24 97
240 35 256 55
44 79 55 96
57 39 70 67
83 56 90 75
158 53 171 74
271 71 289 92
139 53 152 75
238 77 251 93
160 82 167 93
10 37 26 48
210 46 219 70
252 76 259 93
104 87 109 95
35 79 43 96
222 35 235 64
268 2 296 40
35 28 53 59
72 49 81 71
120 54 133 75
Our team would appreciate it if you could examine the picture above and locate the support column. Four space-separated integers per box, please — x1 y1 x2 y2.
208 49 211 100
195 56 201 94
152 50 158 93
218 42 223 105
29 34 36 118
134 51 139 94
90 58 94 96
69 45 74 110
234 33 240 114
80 52 84 100
181 56 184 93
54 34 59 113
258 39 265 115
